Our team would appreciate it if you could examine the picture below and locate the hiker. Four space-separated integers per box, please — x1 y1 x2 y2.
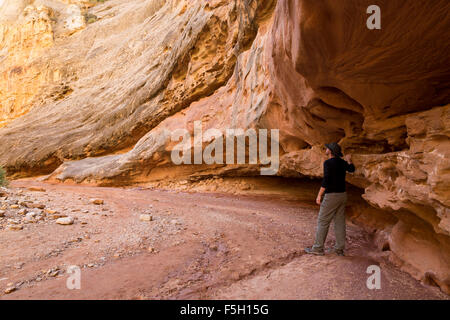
305 142 355 256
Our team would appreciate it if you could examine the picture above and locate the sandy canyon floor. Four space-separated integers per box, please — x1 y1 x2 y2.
0 179 447 300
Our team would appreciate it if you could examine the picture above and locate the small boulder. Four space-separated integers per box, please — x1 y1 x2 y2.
89 199 104 205
4 286 16 294
26 211 37 218
30 203 45 209
6 224 23 231
140 214 153 222
56 217 74 225
27 187 46 192
23 216 35 223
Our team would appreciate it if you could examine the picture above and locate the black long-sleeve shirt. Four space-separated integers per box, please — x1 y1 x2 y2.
321 157 355 194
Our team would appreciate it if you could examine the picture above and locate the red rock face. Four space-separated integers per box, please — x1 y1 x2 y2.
268 0 450 293
0 0 449 294
270 0 450 148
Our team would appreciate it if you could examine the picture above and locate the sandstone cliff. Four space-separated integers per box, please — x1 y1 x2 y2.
0 0 449 293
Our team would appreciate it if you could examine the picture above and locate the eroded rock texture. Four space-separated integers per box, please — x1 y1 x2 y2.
0 0 449 293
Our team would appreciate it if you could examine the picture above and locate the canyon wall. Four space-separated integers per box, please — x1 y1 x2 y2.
0 0 449 293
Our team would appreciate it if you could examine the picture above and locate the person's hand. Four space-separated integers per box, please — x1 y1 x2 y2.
316 195 322 205
344 154 352 163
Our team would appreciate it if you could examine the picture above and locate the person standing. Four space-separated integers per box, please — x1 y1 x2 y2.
305 142 355 256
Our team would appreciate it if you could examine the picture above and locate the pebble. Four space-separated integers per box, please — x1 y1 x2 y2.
18 208 28 215
49 270 60 277
49 214 67 220
23 216 35 223
6 224 23 231
89 199 104 205
26 211 37 218
4 286 16 294
30 203 45 209
27 187 46 192
56 217 74 225
140 214 153 222
0 210 5 217
10 205 19 209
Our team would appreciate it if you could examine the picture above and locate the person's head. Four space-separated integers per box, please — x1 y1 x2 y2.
325 142 343 158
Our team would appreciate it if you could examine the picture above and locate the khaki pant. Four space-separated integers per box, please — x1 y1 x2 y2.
312 192 347 251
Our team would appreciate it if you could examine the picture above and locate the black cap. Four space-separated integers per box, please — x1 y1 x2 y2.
325 142 343 157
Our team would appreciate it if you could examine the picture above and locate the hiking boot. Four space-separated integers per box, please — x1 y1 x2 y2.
304 247 324 256
327 248 345 256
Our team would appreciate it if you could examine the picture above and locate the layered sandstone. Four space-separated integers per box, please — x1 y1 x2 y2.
0 0 449 293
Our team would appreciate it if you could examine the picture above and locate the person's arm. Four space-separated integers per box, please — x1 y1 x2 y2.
317 161 329 205
344 154 355 173
316 187 326 205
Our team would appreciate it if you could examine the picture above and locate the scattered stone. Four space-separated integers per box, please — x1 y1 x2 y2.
15 263 24 269
27 187 46 192
10 205 19 209
56 217 74 225
44 209 58 214
148 247 155 253
4 286 16 294
49 214 68 220
18 208 28 215
140 214 153 222
23 216 35 223
49 270 60 277
6 224 23 231
30 203 45 209
26 211 37 218
87 263 94 268
89 199 104 205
